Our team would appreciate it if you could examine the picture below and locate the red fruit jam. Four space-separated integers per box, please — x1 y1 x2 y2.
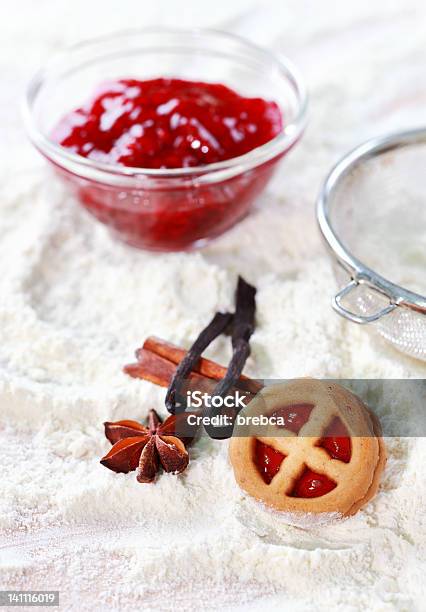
54 78 282 168
52 78 284 251
254 439 286 484
271 403 314 434
319 417 352 463
291 468 336 498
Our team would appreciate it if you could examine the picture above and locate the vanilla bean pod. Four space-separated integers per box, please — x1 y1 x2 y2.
165 311 233 414
165 276 256 439
204 276 256 439
212 277 256 401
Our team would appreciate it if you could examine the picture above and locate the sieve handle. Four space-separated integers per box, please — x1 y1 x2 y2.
333 279 397 324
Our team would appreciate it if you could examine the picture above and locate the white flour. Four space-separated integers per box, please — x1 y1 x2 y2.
1 1 426 611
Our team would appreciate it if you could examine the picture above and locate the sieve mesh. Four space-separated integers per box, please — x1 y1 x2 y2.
334 265 426 360
320 131 426 361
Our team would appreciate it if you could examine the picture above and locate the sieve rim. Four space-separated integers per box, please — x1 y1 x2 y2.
317 127 426 316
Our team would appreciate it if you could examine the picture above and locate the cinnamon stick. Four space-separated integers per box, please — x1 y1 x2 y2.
124 349 218 395
137 336 261 394
141 336 236 382
125 341 262 397
124 337 261 439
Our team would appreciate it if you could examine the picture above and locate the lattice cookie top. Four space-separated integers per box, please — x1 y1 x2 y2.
229 379 386 516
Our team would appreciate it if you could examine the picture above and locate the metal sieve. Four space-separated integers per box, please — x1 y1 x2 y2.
317 127 426 361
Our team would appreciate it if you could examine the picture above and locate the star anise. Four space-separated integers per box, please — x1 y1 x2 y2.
100 409 198 483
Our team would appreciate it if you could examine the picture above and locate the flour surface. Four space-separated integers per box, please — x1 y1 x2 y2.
1 1 426 611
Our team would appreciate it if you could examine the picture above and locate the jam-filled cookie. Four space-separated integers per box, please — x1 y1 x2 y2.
229 379 386 517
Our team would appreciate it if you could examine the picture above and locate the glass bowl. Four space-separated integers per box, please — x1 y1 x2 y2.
23 28 307 251
317 127 426 361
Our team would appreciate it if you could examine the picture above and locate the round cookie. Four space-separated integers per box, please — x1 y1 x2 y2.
229 379 386 517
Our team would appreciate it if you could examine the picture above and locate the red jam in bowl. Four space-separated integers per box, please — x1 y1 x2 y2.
53 78 283 168
52 78 284 250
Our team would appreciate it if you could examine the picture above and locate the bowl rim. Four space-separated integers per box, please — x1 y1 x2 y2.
317 126 426 316
22 26 308 180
